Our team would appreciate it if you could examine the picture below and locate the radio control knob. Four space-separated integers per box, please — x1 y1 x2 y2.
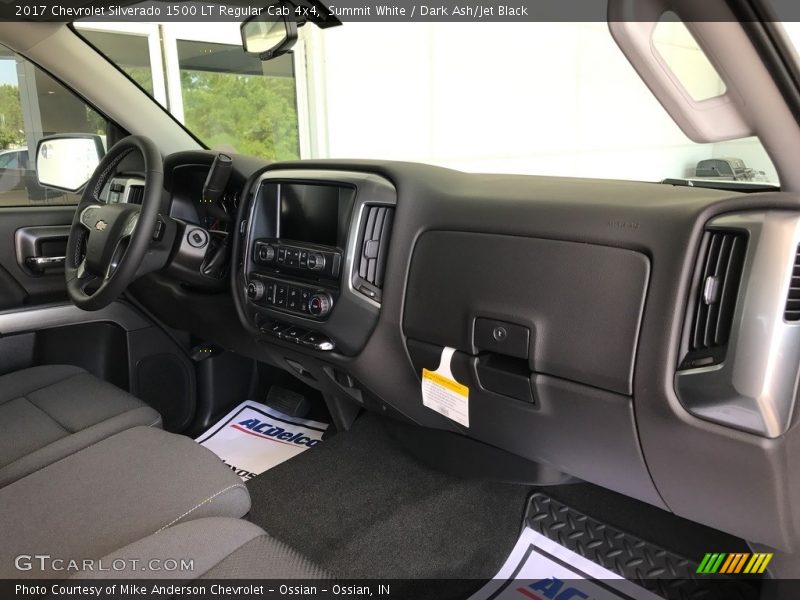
308 293 332 317
258 244 275 263
246 280 265 301
307 253 326 271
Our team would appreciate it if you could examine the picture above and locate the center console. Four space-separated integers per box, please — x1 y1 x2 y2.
236 170 396 355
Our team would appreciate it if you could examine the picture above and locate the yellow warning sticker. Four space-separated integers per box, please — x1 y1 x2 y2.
421 360 469 428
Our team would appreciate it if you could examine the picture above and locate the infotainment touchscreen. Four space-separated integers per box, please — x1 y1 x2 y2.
278 183 341 246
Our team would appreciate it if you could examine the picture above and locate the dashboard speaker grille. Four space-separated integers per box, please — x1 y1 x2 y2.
688 230 747 354
785 245 800 321
356 205 394 296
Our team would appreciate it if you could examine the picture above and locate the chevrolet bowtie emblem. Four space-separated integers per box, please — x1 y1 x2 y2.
95 220 108 232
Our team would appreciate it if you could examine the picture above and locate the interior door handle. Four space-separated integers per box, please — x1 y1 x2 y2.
25 256 65 272
15 225 70 276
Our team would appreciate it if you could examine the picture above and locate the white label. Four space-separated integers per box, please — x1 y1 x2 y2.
470 527 663 600
421 346 470 427
196 401 328 481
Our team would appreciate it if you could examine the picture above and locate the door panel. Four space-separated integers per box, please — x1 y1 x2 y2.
0 206 74 308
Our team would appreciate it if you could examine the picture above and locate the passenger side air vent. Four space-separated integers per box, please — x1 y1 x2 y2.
785 246 800 321
680 229 747 369
353 205 394 302
127 185 144 205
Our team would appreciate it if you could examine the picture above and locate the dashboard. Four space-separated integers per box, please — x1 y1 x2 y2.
135 149 800 553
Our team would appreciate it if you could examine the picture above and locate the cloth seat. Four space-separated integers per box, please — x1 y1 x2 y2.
75 517 330 580
0 426 251 578
0 364 162 488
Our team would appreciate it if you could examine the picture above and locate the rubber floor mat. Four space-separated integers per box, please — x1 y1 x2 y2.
524 492 761 600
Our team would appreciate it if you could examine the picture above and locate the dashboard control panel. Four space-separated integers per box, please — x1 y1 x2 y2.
236 169 397 356
254 241 341 280
247 276 335 319
257 317 335 352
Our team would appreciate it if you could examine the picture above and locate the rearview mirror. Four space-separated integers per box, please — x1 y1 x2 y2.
241 2 298 60
36 134 105 192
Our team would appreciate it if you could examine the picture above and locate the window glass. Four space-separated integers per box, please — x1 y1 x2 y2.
176 40 299 160
76 22 301 162
79 29 155 95
0 46 108 206
0 151 19 168
78 17 777 186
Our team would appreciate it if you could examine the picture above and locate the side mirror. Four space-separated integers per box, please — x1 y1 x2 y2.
36 134 105 192
241 2 298 60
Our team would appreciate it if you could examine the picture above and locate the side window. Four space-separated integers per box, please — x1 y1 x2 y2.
0 46 108 206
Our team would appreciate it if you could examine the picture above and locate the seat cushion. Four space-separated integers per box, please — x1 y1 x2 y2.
75 518 330 580
0 426 251 578
0 364 161 488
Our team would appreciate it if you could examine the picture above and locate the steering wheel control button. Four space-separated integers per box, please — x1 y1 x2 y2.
152 218 164 241
308 293 333 318
474 318 530 360
80 206 99 227
246 280 265 302
187 228 209 249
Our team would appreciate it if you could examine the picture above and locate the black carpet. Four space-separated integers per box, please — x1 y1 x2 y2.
246 412 530 586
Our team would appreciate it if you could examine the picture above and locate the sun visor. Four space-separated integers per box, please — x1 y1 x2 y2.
608 0 753 142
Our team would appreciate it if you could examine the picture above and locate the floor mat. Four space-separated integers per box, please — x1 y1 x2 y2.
516 492 760 600
246 411 530 592
471 526 664 600
196 400 328 481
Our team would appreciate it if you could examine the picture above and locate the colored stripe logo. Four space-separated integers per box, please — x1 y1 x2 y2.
697 552 773 574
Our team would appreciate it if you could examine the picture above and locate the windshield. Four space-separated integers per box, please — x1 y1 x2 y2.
76 17 779 185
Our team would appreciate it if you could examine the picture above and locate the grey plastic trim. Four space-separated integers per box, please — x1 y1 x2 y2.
675 210 800 437
0 301 151 336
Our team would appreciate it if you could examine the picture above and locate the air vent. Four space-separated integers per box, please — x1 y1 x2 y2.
354 205 394 301
785 245 800 321
126 185 144 205
681 230 747 368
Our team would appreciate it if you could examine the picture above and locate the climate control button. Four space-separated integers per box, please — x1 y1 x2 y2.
308 293 333 317
246 280 265 301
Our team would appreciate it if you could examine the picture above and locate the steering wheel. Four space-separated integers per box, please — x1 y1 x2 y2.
65 135 163 311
